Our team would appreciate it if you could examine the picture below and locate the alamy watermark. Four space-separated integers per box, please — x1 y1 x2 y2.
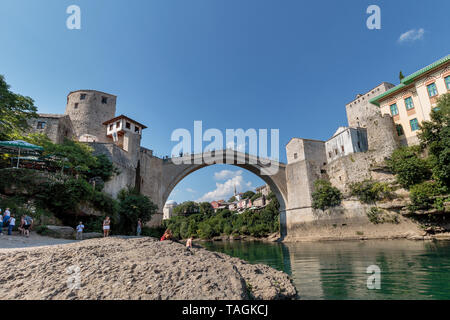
170 121 280 175
366 265 381 290
66 5 81 30
366 5 381 30
66 265 81 290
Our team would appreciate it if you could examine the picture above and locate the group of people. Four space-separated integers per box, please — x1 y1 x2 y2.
0 208 33 237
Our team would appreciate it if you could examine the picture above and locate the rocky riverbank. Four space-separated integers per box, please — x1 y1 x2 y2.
0 237 297 300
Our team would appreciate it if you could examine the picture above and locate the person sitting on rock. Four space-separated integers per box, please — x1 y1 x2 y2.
160 229 173 241
18 216 25 236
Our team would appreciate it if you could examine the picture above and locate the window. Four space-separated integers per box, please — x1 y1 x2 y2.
390 103 399 116
334 149 338 155
74 103 79 109
396 124 404 136
404 97 414 110
341 146 344 152
445 76 450 90
80 93 86 100
109 124 113 131
427 83 438 97
102 96 108 104
135 126 140 133
126 122 131 129
410 118 420 131
293 153 298 159
37 121 46 129
328 152 332 158
116 121 120 128
357 141 361 149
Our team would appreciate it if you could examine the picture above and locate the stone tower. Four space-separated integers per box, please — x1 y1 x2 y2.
65 90 117 143
345 82 395 128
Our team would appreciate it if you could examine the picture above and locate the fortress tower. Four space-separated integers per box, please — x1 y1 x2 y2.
65 90 117 143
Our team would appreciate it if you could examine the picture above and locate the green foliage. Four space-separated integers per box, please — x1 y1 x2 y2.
408 181 445 211
250 192 262 202
115 187 158 235
88 154 120 182
386 146 431 188
35 225 50 235
228 196 236 202
311 179 342 211
241 191 255 199
0 75 38 140
173 201 200 215
366 207 399 224
199 202 214 216
163 196 280 240
141 226 165 238
418 93 450 188
349 179 395 204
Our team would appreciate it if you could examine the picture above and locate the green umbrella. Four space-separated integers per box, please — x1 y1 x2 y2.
0 140 44 168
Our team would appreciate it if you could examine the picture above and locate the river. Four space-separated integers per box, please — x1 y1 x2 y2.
202 239 450 300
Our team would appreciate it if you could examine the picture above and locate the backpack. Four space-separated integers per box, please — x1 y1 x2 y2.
25 216 32 225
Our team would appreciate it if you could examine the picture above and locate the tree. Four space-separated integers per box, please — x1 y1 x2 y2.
228 196 236 202
386 146 431 188
199 202 214 216
0 75 38 140
312 179 342 211
173 201 199 215
117 187 158 235
418 93 450 188
242 191 255 199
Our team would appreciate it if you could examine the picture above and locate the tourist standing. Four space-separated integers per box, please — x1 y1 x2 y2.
23 215 33 237
3 208 10 228
8 215 15 235
103 216 111 237
0 211 3 235
18 216 25 236
137 219 142 236
76 221 84 240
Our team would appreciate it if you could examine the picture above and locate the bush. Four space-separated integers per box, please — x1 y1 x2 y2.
312 179 342 211
366 207 399 224
386 146 431 188
409 181 444 211
115 187 158 235
35 225 50 235
349 180 395 204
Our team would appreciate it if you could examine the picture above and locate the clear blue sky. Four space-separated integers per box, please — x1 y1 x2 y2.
1 0 449 203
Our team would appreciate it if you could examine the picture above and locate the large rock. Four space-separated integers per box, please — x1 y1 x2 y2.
0 237 296 300
82 232 103 239
45 225 75 239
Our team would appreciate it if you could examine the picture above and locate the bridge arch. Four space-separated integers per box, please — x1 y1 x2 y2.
159 150 288 217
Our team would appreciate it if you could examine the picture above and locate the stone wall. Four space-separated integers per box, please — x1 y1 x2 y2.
27 114 75 144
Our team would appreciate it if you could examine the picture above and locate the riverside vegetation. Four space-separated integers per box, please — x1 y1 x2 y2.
163 192 280 240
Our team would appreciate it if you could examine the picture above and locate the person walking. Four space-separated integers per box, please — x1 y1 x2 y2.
137 219 142 236
103 216 111 237
0 211 3 236
76 221 84 240
8 215 15 236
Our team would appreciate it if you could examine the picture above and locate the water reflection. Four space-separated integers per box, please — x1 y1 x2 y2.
201 240 450 300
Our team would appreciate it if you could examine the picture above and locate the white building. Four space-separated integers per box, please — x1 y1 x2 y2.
325 126 368 163
163 200 178 220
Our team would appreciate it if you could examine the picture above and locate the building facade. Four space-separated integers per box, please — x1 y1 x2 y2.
370 55 450 145
325 126 368 163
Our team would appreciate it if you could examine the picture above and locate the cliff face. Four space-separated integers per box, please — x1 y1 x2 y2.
0 237 297 300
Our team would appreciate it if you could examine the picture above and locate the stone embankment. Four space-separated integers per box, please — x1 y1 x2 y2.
0 237 296 300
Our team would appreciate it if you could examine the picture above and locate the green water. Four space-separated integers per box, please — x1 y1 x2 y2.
201 240 450 300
